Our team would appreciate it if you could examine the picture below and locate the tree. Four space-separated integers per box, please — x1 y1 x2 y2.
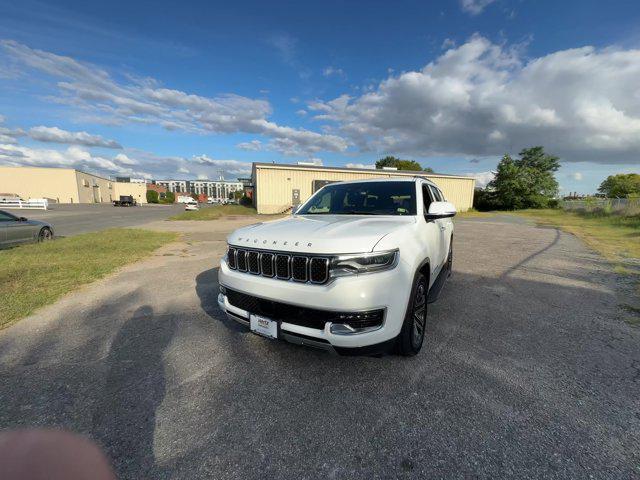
161 191 175 204
487 146 560 210
146 190 159 203
423 167 434 173
376 156 423 171
597 173 640 198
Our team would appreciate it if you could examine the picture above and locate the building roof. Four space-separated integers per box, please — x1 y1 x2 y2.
252 162 474 181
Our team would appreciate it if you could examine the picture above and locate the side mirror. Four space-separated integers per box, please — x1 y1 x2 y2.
425 201 456 220
18 217 27 222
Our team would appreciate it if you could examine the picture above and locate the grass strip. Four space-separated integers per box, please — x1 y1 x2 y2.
0 228 176 329
169 204 260 220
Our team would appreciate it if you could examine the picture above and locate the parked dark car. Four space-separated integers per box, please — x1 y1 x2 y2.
113 195 137 206
0 210 54 248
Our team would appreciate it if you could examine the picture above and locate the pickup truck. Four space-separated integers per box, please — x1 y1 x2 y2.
217 178 456 356
112 195 137 207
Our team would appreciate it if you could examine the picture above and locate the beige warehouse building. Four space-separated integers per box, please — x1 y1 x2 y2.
252 163 476 214
0 166 147 204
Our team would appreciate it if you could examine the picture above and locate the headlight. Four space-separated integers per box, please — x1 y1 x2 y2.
330 249 398 277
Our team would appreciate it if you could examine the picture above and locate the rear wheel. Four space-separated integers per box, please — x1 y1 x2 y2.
397 273 428 356
38 227 53 242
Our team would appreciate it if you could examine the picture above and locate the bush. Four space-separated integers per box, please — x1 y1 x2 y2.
146 190 159 203
160 192 175 204
239 195 253 206
473 188 502 211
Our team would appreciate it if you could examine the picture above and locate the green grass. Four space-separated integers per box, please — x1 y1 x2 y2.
0 228 177 329
169 204 260 221
455 208 496 219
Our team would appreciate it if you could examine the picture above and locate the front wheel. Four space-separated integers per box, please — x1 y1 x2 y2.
38 227 53 242
397 273 428 356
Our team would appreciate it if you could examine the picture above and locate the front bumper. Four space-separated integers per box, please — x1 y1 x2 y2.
217 256 412 352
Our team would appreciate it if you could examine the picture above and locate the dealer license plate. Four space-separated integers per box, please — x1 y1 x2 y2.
250 314 278 339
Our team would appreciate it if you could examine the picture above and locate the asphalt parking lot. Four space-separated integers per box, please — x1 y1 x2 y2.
0 203 184 236
0 216 638 479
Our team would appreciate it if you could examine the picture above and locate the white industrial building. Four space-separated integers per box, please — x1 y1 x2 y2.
155 179 243 201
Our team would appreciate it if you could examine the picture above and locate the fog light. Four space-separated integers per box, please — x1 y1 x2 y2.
330 323 357 335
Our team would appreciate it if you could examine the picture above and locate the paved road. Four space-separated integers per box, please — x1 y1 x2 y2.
0 203 184 236
0 217 638 479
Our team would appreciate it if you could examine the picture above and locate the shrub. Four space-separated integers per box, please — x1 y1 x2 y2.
239 195 253 206
146 190 159 203
160 192 175 204
473 188 502 211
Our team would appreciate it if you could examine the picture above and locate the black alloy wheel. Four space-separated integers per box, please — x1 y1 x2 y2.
398 273 428 356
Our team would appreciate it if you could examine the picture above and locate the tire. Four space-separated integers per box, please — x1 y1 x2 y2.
397 272 428 356
38 227 53 242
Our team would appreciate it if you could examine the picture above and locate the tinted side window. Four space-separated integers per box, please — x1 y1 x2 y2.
429 185 445 202
422 184 432 212
0 211 15 221
436 187 446 201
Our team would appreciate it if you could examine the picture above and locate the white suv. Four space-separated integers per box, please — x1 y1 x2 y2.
217 178 456 356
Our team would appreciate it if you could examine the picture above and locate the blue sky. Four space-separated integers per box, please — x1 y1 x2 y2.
0 0 639 193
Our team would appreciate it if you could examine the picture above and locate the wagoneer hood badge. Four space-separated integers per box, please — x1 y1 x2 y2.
228 214 415 254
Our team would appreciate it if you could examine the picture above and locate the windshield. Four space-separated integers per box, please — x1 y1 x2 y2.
297 181 416 215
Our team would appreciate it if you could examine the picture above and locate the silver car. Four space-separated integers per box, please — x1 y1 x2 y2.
0 210 54 248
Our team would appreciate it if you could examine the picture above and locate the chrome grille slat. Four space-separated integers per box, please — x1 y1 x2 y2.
309 257 329 284
227 247 237 269
276 254 290 279
247 251 260 274
227 247 330 284
261 253 275 277
291 256 308 282
237 250 248 272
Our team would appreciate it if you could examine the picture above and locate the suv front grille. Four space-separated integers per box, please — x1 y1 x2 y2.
227 247 329 284
225 288 384 331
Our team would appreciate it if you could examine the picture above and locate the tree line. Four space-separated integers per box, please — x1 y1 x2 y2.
374 149 639 211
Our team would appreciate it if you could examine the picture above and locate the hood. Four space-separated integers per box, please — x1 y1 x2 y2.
228 215 416 254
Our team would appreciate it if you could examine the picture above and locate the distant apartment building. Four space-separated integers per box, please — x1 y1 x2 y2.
155 180 188 193
155 179 243 200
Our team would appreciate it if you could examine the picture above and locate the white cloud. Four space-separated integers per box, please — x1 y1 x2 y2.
322 66 345 78
237 140 263 151
191 155 252 177
29 126 122 148
296 109 307 116
345 162 376 169
1 40 347 156
308 35 640 164
571 172 583 181
441 38 456 49
0 116 25 144
466 171 495 188
0 143 151 178
113 153 137 165
460 0 496 15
